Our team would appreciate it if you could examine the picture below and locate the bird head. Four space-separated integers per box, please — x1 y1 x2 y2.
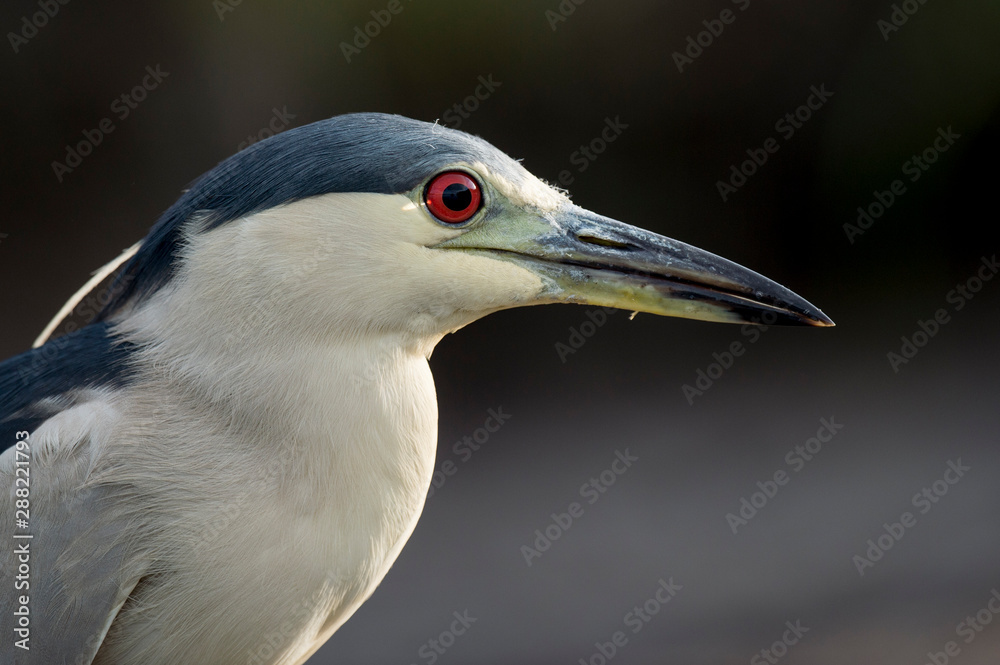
100 113 831 351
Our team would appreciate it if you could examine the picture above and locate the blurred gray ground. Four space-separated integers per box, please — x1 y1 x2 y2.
0 0 998 663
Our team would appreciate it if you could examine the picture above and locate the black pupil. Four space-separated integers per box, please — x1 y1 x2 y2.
441 183 472 211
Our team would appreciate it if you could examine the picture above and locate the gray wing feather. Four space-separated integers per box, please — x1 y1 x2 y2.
1 399 146 664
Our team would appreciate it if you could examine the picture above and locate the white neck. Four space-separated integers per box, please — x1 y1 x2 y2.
108 278 442 665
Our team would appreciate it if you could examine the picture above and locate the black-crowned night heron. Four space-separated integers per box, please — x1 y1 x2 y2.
0 113 832 664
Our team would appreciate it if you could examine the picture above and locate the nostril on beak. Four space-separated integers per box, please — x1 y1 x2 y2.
577 234 633 250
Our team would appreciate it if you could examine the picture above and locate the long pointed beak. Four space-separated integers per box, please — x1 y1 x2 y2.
436 204 834 327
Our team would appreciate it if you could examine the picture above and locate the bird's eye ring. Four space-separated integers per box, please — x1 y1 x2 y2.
425 171 482 224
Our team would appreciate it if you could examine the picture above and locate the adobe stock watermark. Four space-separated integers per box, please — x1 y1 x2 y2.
555 307 619 363
544 0 588 32
923 587 1000 665
0 232 8 246
556 116 629 187
426 407 512 498
213 0 244 21
244 569 348 665
886 254 997 373
7 0 71 54
577 577 682 665
18 273 135 386
852 458 970 576
750 620 810 665
681 311 777 405
237 106 297 151
844 126 960 243
220 231 341 356
340 0 414 63
716 84 834 202
408 610 477 665
520 448 639 566
51 65 170 182
725 417 844 534
190 452 295 553
671 0 752 73
439 75 502 130
877 0 932 41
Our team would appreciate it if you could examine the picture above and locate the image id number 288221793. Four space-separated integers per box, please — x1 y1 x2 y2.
12 430 32 651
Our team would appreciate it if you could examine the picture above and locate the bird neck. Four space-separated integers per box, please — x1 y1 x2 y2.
102 313 443 658
115 294 442 504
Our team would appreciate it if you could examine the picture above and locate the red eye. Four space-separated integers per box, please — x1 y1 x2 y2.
425 171 481 224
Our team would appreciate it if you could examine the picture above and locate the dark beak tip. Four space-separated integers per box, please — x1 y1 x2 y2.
800 309 836 328
753 309 835 328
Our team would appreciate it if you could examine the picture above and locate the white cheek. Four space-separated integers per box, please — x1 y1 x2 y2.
435 252 545 307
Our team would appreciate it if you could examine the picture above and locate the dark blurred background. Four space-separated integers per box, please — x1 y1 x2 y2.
2 1 999 663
